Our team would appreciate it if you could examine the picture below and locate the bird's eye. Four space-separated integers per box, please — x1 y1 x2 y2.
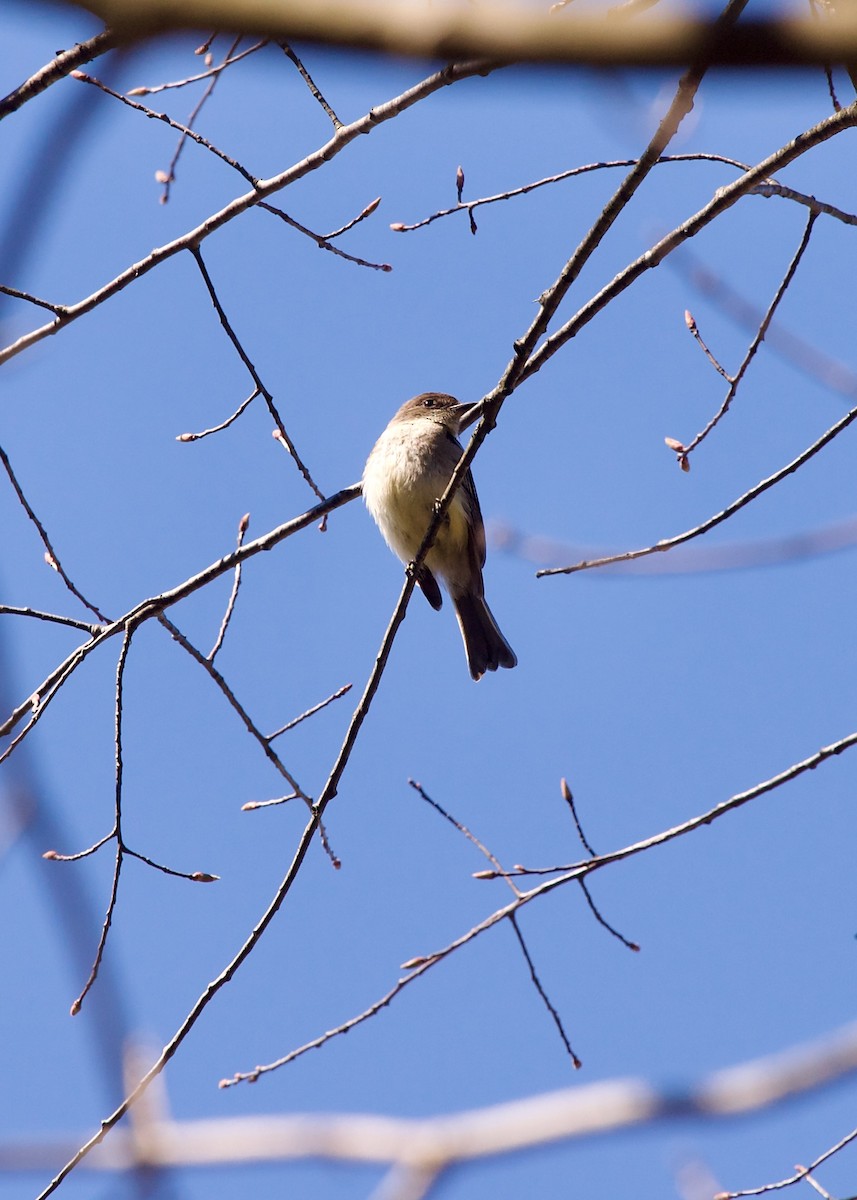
423 397 434 408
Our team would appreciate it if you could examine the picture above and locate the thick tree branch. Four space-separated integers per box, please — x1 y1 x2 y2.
64 1 857 69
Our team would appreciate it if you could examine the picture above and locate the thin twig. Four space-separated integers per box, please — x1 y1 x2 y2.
391 153 753 232
126 40 268 96
267 683 353 741
797 1169 835 1200
157 614 310 803
177 389 261 442
408 778 517 894
537 399 857 577
241 793 299 811
0 284 66 315
70 627 134 1016
279 42 342 128
43 832 115 863
435 0 749 555
124 847 218 882
676 211 818 461
558 781 639 950
160 613 338 863
221 954 436 1086
0 444 108 623
750 182 857 225
259 201 392 271
715 1124 857 1198
560 777 597 856
189 246 326 501
71 70 259 187
323 196 382 240
669 245 857 400
492 514 857 576
208 513 250 662
685 309 732 381
577 879 640 952
0 606 100 634
508 913 582 1068
159 35 242 203
480 726 857 881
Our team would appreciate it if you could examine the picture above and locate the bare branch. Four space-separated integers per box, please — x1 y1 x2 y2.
234 726 857 1084
0 29 118 120
124 847 219 882
279 41 342 128
0 443 108 623
481 726 857 882
157 614 310 804
508 913 582 1069
408 778 517 893
159 35 243 202
670 246 857 399
559 777 597 857
391 153 753 233
217 1022 857 1158
208 513 250 662
0 61 492 368
267 683 353 741
716 1126 857 1199
69 626 133 1017
71 69 259 186
493 514 857 576
520 100 857 387
685 309 732 381
676 211 818 463
577 879 640 952
753 181 857 226
190 245 326 500
0 284 67 315
323 195 381 240
0 484 361 746
0 606 100 634
259 200 392 271
63 3 857 69
537 402 857 577
177 388 260 441
126 38 267 95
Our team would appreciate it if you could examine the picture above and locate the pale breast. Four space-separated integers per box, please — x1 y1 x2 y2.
363 420 468 569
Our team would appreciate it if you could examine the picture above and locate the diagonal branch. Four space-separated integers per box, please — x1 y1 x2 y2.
0 60 493 368
536 400 857 577
0 29 119 121
1 484 360 746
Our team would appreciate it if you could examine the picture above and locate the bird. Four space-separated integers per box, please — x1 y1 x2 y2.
363 392 517 681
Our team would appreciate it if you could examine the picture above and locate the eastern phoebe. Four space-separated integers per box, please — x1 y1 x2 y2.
363 392 517 681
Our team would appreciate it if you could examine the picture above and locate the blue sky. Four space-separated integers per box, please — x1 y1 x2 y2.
2 5 857 1199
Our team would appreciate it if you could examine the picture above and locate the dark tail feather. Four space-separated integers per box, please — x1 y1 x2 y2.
416 565 443 611
452 592 517 681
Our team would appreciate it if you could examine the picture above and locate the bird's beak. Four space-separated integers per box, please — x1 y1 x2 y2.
454 401 483 432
